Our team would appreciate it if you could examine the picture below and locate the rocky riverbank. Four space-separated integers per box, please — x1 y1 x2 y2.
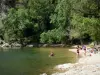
51 48 100 75
0 39 66 49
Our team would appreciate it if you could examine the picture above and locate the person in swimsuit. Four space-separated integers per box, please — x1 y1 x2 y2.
77 45 80 57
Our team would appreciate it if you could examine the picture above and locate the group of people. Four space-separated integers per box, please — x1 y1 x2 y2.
48 45 99 57
77 45 99 57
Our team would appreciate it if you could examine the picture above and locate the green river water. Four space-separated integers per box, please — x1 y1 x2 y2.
0 47 77 75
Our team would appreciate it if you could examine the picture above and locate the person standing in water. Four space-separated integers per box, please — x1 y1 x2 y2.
82 45 86 56
77 45 80 57
84 45 87 56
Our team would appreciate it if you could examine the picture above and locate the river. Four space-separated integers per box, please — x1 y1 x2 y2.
0 47 77 75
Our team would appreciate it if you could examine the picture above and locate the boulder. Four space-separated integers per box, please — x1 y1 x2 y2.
40 73 47 75
0 40 5 45
43 44 49 47
55 63 74 70
1 43 11 48
11 43 21 47
26 44 33 47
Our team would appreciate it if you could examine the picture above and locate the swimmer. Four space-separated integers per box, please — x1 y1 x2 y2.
49 52 54 57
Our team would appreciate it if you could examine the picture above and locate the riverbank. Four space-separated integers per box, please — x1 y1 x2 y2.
51 47 100 75
0 41 66 49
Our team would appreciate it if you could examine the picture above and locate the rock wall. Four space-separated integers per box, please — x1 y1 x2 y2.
0 0 16 17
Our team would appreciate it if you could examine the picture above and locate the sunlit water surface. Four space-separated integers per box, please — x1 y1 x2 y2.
0 47 77 75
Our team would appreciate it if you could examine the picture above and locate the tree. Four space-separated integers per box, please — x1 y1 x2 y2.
40 28 66 44
3 0 55 44
40 0 73 44
70 14 87 44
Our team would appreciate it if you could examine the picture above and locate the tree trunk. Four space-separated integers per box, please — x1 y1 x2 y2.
80 38 83 45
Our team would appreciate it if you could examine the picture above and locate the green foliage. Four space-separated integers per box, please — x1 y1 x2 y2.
1 0 100 45
28 0 55 31
70 14 87 39
2 0 55 43
43 0 73 44
40 28 66 44
83 18 100 41
3 8 29 41
50 0 71 28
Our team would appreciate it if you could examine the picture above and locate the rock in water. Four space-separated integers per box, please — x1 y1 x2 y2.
40 73 47 75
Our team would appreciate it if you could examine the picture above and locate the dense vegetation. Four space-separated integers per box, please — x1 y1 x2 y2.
0 0 100 45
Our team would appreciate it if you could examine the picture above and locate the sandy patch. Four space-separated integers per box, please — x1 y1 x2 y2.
52 48 100 75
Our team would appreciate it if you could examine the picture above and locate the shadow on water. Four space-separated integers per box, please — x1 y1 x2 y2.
0 47 77 75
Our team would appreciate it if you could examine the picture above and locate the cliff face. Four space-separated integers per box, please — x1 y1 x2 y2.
0 0 16 16
0 0 16 29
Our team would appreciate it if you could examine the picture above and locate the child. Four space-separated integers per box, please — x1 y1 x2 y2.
90 48 94 56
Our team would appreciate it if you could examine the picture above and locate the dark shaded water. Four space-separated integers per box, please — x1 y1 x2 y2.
0 48 77 75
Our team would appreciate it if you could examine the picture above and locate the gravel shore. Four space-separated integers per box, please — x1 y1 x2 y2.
52 49 100 75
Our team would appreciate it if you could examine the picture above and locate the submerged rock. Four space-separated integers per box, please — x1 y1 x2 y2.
26 44 33 47
55 63 74 70
40 73 47 75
